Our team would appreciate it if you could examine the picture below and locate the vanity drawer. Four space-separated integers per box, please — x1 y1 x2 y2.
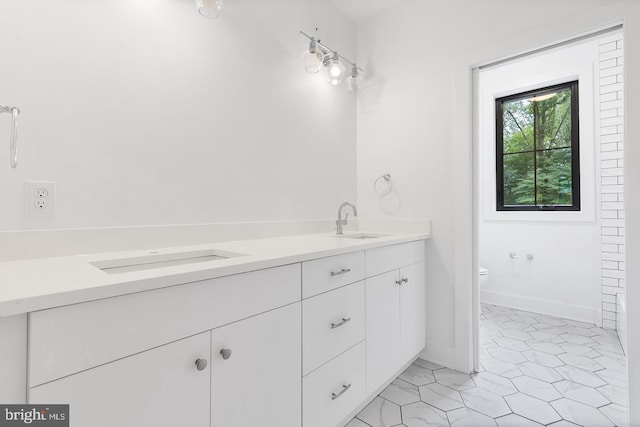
302 281 365 375
365 240 425 277
28 264 301 387
302 251 364 298
303 341 366 427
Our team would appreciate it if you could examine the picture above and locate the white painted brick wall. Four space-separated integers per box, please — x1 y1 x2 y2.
598 33 625 349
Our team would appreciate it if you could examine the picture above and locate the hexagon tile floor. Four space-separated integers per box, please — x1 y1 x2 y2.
345 304 628 427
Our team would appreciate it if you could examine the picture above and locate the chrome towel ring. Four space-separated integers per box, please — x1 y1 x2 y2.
0 104 20 168
374 173 393 197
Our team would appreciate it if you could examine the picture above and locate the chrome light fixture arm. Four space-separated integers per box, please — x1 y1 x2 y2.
0 104 19 168
299 31 363 72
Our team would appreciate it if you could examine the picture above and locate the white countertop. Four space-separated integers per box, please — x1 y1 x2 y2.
0 231 429 317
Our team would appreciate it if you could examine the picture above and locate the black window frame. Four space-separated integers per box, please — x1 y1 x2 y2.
495 81 581 211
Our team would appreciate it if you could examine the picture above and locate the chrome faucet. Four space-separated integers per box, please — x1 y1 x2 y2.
336 202 357 235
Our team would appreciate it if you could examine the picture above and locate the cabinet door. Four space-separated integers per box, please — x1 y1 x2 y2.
365 270 401 395
29 332 211 427
211 302 301 427
400 261 426 361
0 314 26 404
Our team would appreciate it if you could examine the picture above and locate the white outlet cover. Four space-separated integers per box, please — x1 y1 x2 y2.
25 181 56 217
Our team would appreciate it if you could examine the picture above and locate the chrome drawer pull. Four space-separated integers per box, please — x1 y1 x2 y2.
331 383 352 401
330 268 351 277
331 317 352 329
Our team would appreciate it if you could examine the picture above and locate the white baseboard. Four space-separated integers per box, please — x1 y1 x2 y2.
481 289 600 325
420 341 456 370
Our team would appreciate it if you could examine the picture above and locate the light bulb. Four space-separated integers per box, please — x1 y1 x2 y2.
301 39 323 74
195 0 223 18
324 52 346 86
346 64 363 93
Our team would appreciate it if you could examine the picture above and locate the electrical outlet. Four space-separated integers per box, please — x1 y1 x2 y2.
34 200 47 209
25 181 56 217
34 188 49 198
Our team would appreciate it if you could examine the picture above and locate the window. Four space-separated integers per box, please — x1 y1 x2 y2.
496 81 580 211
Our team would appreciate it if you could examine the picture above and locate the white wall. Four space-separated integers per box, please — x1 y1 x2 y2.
0 0 356 232
356 2 640 423
478 40 601 324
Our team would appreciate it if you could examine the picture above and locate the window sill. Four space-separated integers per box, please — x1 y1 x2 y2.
482 209 596 223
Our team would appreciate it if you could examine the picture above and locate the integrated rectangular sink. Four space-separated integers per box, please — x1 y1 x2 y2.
91 249 246 275
337 233 388 240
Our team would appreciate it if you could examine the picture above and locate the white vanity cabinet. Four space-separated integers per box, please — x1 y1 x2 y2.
29 332 211 427
27 264 302 427
30 304 302 427
364 242 426 395
210 302 301 427
20 237 427 427
27 264 300 387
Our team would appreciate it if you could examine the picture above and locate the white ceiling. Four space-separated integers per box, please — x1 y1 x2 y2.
329 0 405 23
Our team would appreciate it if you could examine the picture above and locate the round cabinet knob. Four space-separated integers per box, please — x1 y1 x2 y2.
402 277 409 283
195 358 208 371
395 279 402 286
220 348 232 360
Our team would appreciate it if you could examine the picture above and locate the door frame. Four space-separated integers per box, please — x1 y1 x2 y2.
450 7 629 374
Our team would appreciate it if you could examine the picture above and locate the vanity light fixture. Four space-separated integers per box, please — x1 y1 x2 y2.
301 37 324 73
196 0 223 18
299 30 363 93
346 64 363 93
325 51 346 85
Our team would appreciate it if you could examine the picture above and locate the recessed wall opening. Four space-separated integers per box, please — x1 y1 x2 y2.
473 28 628 424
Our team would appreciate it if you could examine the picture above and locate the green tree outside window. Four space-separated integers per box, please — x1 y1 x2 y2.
496 81 580 211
